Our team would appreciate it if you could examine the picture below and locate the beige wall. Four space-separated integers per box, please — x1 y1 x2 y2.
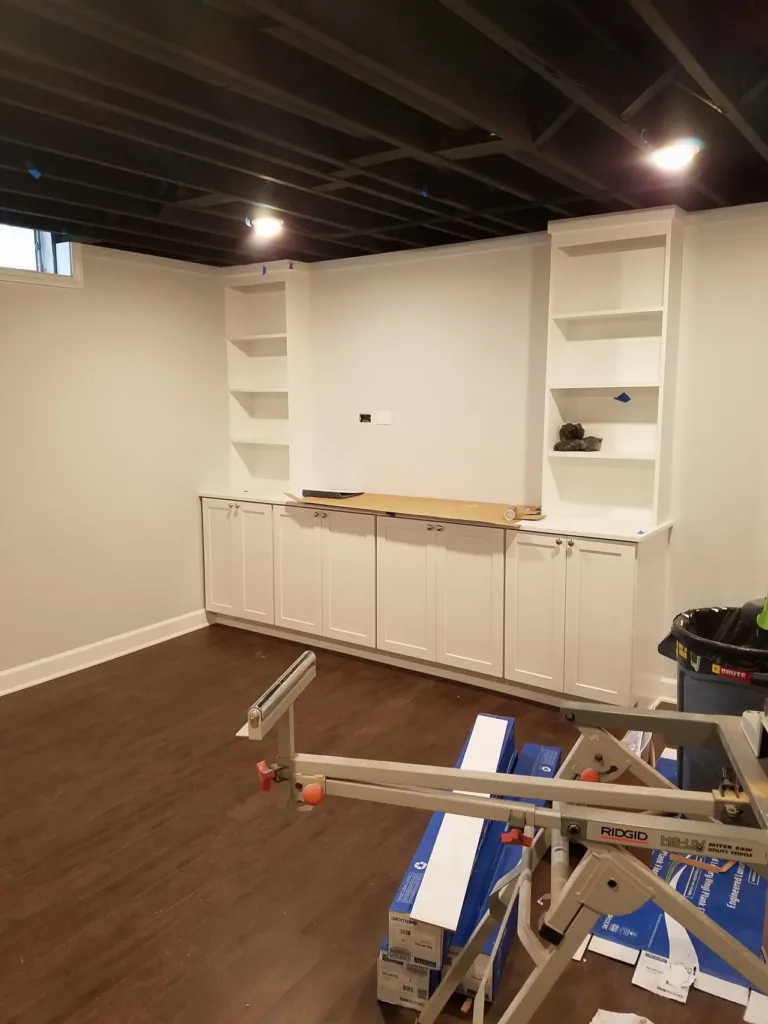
308 237 550 505
669 207 768 614
0 246 229 674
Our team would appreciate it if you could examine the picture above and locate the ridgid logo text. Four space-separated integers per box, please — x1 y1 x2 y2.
599 827 649 842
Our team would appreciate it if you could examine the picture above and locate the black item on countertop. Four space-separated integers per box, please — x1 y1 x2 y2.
553 422 603 452
302 489 364 499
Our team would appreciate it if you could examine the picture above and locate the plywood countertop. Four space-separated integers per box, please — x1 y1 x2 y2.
284 492 543 529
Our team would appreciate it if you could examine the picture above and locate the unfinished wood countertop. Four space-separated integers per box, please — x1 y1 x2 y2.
283 492 542 529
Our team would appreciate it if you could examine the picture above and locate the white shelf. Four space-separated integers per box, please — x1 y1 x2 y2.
229 387 288 394
553 306 663 323
228 333 287 342
231 438 289 446
548 451 655 462
549 384 659 397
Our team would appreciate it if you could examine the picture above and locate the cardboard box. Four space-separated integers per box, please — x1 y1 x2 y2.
388 714 517 968
633 853 767 1004
589 771 768 1011
377 939 438 1010
447 743 562 1000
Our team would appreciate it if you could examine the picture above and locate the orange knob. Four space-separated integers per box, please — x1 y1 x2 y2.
579 768 601 783
501 828 532 847
302 783 324 806
257 760 276 791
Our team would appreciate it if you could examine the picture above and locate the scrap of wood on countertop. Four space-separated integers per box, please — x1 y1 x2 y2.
284 492 543 529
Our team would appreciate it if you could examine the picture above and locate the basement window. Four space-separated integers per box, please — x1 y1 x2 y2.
0 223 80 286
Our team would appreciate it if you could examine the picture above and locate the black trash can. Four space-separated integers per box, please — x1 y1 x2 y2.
658 607 768 792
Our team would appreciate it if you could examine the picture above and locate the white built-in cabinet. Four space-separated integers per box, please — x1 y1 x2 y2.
505 532 636 705
377 517 504 676
563 537 635 703
202 498 274 623
273 505 376 646
505 533 566 692
203 498 667 706
376 518 435 660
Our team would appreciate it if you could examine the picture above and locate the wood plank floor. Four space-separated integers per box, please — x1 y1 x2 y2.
0 625 746 1024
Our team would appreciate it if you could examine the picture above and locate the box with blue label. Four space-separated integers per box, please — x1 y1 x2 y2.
447 744 562 1000
633 852 767 1004
590 843 767 1002
377 938 439 1010
388 714 517 969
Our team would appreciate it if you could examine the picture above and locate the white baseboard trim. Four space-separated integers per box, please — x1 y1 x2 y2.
0 610 209 698
213 615 574 709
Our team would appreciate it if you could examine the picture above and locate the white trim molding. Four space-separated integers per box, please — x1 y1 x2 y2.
0 610 209 698
213 615 570 709
0 242 83 288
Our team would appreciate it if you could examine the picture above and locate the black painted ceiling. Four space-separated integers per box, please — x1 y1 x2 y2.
1 0 766 266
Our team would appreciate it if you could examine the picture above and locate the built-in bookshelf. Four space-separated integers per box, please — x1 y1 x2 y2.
222 262 310 496
542 208 685 527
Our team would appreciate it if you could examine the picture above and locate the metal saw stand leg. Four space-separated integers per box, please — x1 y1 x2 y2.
494 846 649 1024
416 829 549 1024
495 843 768 1024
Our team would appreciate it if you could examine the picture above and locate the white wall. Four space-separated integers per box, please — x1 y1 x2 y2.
308 212 768 619
668 207 768 613
308 237 550 504
0 247 228 676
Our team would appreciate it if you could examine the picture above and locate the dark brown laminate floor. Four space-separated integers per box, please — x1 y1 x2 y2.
0 625 746 1024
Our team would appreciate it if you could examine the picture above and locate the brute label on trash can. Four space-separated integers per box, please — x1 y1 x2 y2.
675 641 752 684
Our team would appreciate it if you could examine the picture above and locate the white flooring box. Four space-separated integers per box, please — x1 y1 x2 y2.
388 714 516 968
377 939 438 1010
448 743 562 1000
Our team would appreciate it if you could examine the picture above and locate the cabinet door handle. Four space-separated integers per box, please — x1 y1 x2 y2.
234 503 240 509
313 511 320 517
555 538 562 545
435 525 443 531
567 539 574 547
228 502 234 508
321 512 327 518
426 523 434 530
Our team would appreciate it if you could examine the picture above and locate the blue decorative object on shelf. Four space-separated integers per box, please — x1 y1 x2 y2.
615 391 631 403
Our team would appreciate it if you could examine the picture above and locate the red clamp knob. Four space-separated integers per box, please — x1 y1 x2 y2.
501 828 533 847
257 760 276 792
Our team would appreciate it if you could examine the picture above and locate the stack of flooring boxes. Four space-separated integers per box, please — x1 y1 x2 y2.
377 713 561 1011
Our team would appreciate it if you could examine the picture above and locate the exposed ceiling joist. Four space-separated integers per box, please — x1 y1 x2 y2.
437 0 723 207
0 5 502 229
627 0 768 165
534 104 579 148
0 103 400 249
240 0 532 142
234 0 630 205
12 0 575 222
0 166 364 260
621 67 676 120
0 47 488 236
264 24 471 131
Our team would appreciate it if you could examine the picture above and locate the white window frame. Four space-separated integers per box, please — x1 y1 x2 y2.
0 238 83 288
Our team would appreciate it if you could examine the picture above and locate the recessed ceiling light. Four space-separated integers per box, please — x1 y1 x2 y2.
252 215 284 239
648 138 702 172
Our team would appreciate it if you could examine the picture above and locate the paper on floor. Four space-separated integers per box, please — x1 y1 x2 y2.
590 1013 655 1024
